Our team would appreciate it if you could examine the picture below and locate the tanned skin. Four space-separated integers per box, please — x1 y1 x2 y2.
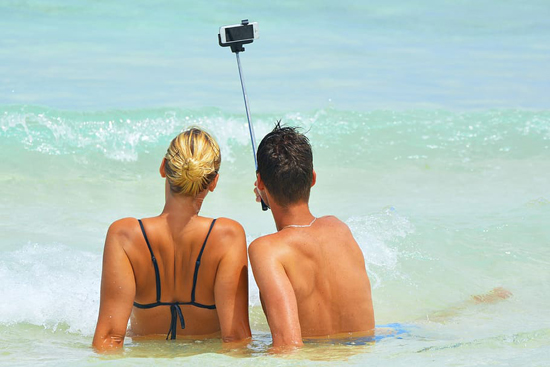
92 160 251 352
249 172 374 349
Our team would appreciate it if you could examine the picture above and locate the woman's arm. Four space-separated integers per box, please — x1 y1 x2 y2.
213 220 252 343
92 221 136 353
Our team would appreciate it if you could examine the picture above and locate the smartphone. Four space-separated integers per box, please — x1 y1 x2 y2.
219 22 259 45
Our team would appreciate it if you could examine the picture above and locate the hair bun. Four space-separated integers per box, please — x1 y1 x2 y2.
163 128 221 197
181 158 208 183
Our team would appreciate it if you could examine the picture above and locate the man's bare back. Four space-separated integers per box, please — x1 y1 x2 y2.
249 215 374 342
249 123 375 348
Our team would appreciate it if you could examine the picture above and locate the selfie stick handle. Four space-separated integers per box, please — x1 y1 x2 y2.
235 52 257 165
235 51 269 211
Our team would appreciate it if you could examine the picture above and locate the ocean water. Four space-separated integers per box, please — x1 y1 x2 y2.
1 0 550 366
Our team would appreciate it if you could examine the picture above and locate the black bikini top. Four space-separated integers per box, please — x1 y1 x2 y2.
133 218 217 340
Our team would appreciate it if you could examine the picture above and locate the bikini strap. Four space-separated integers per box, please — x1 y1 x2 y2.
138 219 161 303
190 219 217 303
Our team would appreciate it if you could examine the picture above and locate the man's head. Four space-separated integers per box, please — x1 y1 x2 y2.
257 122 314 207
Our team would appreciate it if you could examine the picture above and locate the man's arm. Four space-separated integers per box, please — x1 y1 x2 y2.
213 220 252 343
92 221 136 353
249 239 303 348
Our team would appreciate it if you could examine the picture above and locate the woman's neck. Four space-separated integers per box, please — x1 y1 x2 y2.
161 183 208 227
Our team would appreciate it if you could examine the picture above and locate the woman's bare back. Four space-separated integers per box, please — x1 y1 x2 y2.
124 215 224 337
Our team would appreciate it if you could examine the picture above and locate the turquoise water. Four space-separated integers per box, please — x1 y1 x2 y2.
2 0 549 111
1 0 550 366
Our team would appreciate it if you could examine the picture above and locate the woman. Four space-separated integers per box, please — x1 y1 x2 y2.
93 128 251 352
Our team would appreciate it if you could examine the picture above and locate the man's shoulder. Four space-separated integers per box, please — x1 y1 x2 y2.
249 231 292 263
318 215 353 234
319 215 344 225
249 232 279 253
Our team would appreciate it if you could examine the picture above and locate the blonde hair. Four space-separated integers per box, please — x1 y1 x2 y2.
164 128 221 197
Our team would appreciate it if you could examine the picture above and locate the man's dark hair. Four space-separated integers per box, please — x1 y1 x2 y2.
257 122 313 207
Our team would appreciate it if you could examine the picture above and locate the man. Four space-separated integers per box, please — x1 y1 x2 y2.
249 123 375 348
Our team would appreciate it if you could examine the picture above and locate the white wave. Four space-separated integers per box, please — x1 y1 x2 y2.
347 207 416 289
0 110 254 163
0 243 101 336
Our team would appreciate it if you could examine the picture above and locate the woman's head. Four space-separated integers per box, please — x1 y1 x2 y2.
163 128 221 197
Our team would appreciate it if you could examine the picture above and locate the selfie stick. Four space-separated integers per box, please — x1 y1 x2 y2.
219 19 269 211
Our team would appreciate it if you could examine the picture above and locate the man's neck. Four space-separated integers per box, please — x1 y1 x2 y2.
270 201 315 232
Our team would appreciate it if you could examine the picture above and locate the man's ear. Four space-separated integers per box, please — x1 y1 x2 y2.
255 173 271 208
208 173 219 192
311 169 317 187
160 158 167 178
257 173 266 191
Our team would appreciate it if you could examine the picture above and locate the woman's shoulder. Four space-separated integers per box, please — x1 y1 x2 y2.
200 217 246 250
196 216 243 235
106 217 142 244
213 217 245 235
